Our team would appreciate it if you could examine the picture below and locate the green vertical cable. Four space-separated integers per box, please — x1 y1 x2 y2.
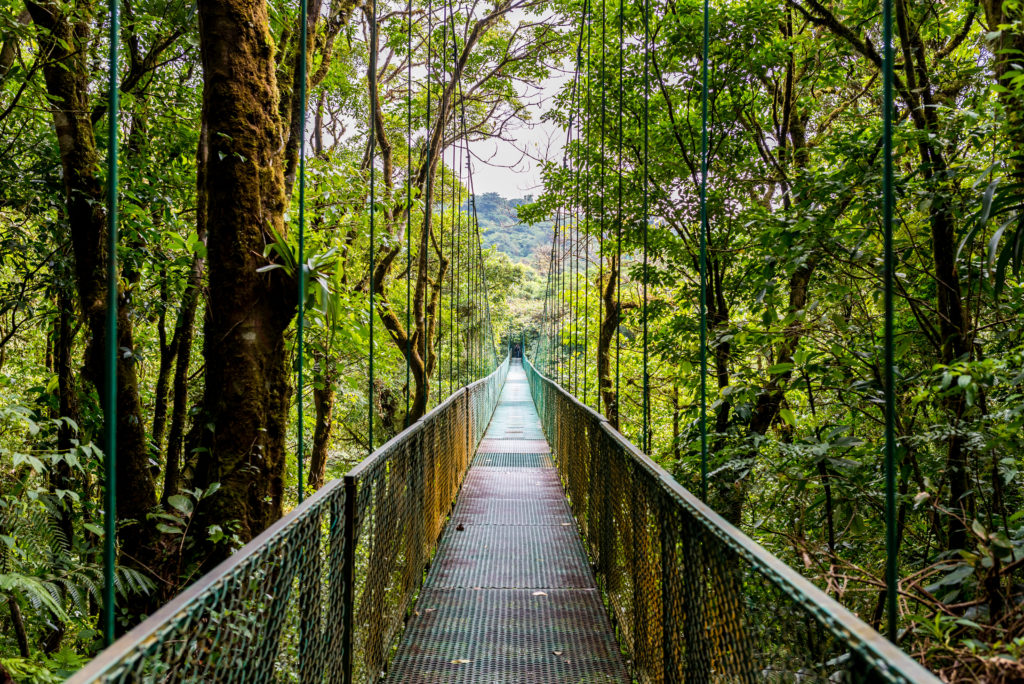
297 0 308 502
448 4 458 389
436 70 444 405
698 0 710 501
881 0 898 644
405 0 412 427
562 214 567 382
436 140 443 403
423 0 433 395
546 221 557 374
574 0 589 405
368 0 377 453
571 119 579 393
454 141 461 388
598 0 608 410
436 9 445 405
448 131 456 394
103 0 120 647
576 0 589 405
641 0 650 453
614 0 622 427
589 8 600 414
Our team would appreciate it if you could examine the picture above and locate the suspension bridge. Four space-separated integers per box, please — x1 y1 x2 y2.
69 353 937 683
69 0 945 670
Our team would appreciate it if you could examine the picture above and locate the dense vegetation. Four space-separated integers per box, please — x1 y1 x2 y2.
0 0 552 677
525 0 1024 680
475 192 554 260
0 0 1020 678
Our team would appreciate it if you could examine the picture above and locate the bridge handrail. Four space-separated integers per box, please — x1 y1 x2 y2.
70 355 510 684
523 356 938 684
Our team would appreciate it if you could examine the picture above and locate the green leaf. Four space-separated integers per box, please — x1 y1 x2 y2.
970 519 987 539
167 495 193 515
779 408 795 426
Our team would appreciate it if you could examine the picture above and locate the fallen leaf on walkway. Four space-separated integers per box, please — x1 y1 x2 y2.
532 591 547 596
450 659 471 664
552 651 563 656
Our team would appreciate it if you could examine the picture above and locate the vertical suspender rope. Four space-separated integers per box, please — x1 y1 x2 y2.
575 0 589 406
453 139 460 388
436 14 445 404
571 118 579 393
423 0 433 395
614 0 622 427
576 3 589 406
368 0 377 453
297 0 308 503
590 9 601 414
405 0 412 427
436 143 443 403
103 0 120 646
453 136 460 390
452 30 460 389
881 0 898 644
641 0 650 454
555 208 562 383
450 28 498 369
698 0 710 501
598 0 607 412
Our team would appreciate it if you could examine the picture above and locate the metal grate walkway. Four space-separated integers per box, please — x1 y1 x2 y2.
386 361 629 683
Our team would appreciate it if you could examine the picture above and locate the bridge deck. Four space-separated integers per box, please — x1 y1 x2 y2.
386 361 629 683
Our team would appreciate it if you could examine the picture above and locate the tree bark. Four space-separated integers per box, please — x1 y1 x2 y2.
151 272 175 461
309 359 334 490
597 256 619 427
25 0 157 545
195 0 296 544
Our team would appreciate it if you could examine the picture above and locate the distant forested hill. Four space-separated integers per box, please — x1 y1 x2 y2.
469 193 552 262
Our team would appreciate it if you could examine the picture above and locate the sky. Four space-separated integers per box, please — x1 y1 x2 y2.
465 63 572 198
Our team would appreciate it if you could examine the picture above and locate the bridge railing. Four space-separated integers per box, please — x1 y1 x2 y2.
70 355 510 684
523 357 938 684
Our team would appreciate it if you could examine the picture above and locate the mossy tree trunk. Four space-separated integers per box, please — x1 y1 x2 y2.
195 0 296 544
25 0 157 552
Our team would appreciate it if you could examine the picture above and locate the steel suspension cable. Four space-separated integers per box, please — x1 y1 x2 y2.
598 0 608 412
881 0 898 644
422 0 433 396
297 0 309 502
641 0 650 453
614 0 622 428
452 134 460 393
103 0 120 646
404 0 412 427
577 0 593 405
698 0 710 501
368 0 378 453
575 0 589 407
589 7 601 414
435 10 447 404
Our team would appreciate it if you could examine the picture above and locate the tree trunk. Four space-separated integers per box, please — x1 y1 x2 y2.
597 256 620 427
151 273 175 462
309 361 334 490
25 0 157 546
195 0 295 545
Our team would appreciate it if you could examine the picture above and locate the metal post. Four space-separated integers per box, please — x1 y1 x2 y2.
341 476 357 684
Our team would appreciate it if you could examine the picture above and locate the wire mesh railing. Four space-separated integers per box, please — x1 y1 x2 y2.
69 356 509 684
523 356 939 684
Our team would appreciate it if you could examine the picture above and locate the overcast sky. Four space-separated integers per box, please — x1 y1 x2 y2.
465 66 571 198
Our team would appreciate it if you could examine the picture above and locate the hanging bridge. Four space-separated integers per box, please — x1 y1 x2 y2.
70 355 937 683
